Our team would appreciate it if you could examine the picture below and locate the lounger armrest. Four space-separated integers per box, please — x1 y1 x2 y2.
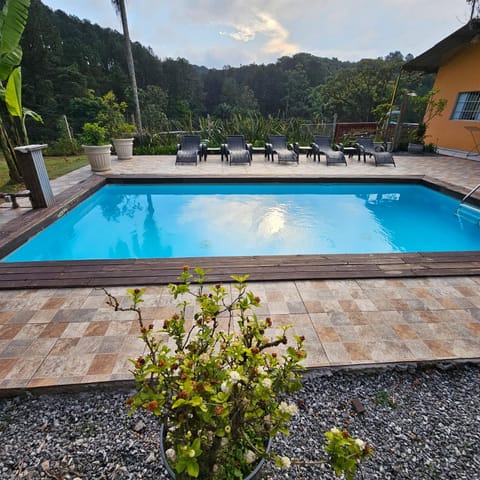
374 144 386 152
176 143 181 152
265 143 273 155
246 143 253 155
355 142 366 153
292 142 300 155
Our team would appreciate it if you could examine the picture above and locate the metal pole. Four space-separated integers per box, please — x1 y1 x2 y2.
383 70 402 143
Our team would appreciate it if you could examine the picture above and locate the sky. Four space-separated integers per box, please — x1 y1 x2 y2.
41 0 474 69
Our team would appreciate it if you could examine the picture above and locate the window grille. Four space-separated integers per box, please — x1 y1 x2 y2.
451 91 480 120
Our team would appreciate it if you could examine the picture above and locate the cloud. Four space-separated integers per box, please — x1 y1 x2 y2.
223 10 299 56
42 0 471 68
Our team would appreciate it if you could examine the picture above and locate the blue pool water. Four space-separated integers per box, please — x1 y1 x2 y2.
3 183 480 262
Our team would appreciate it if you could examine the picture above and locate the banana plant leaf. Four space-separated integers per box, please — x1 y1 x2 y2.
0 0 30 80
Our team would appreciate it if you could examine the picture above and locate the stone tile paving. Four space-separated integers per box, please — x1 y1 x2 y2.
0 153 480 391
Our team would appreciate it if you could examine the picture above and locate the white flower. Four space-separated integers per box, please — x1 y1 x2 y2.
330 427 341 434
257 366 266 375
355 438 366 450
261 378 272 389
199 353 209 363
279 401 298 415
244 450 256 464
220 437 229 447
280 456 291 468
229 370 241 384
165 448 176 463
221 381 229 393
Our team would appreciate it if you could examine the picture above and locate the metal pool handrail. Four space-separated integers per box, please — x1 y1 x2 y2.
456 183 480 225
458 183 480 208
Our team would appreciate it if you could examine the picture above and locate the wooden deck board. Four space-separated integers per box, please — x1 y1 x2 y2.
1 252 479 289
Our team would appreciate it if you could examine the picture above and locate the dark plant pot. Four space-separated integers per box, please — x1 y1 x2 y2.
159 424 272 480
407 142 424 154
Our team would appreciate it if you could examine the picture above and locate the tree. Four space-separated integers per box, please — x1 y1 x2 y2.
0 0 31 183
110 0 143 135
467 0 480 19
282 64 312 118
138 85 168 132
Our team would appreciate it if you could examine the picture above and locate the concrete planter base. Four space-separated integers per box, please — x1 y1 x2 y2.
112 138 134 160
82 145 112 171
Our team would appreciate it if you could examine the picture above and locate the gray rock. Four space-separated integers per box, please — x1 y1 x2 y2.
0 364 479 479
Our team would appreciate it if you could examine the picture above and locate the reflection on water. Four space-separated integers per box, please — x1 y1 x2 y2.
3 183 480 262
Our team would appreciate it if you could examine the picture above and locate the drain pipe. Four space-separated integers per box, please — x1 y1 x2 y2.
0 191 32 209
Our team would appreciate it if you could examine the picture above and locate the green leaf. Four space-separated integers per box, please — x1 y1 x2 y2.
172 398 186 408
0 45 21 80
0 0 30 80
192 437 202 455
22 106 42 123
189 396 203 407
5 65 21 117
186 459 199 477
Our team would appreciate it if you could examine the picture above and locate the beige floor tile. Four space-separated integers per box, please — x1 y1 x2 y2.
5 356 44 380
404 340 435 360
322 342 351 365
314 326 340 343
392 324 419 340
28 309 58 324
14 324 46 339
24 338 56 357
87 353 118 375
343 342 372 362
367 341 416 362
61 322 89 338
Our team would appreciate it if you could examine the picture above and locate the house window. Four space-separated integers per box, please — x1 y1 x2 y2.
451 91 480 120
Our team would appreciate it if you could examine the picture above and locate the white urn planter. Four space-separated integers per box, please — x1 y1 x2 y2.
82 144 112 172
112 138 134 160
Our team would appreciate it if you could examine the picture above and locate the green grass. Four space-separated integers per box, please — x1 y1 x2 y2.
0 155 88 192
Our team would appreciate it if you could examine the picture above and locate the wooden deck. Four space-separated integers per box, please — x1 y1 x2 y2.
1 251 480 289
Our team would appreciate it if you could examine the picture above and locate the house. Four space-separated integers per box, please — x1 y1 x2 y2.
403 18 480 158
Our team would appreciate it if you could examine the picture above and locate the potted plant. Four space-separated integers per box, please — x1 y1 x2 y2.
407 122 426 153
97 91 136 160
80 122 112 172
111 121 136 160
407 89 447 154
105 267 306 479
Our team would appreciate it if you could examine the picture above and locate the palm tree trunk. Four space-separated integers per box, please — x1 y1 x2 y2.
113 0 143 135
0 116 22 184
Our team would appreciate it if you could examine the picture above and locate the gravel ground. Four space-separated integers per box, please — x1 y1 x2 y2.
1 363 479 480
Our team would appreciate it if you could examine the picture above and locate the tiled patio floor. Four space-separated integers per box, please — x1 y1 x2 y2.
1 153 480 393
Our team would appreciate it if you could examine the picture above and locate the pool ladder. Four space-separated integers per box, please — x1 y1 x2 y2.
455 183 480 225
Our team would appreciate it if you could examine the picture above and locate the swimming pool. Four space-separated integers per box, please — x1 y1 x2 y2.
3 181 480 262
